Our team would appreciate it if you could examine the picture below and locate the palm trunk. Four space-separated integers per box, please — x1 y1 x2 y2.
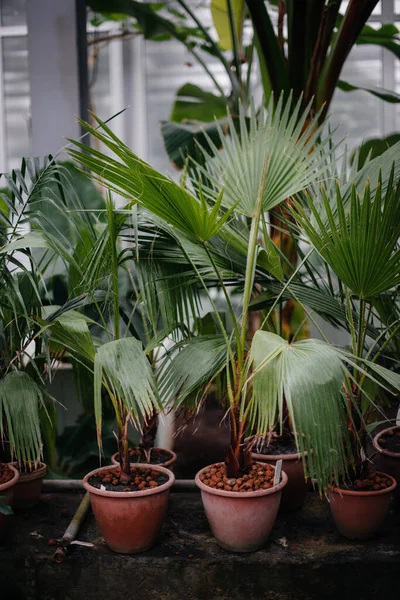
225 406 252 478
139 409 158 454
117 420 130 483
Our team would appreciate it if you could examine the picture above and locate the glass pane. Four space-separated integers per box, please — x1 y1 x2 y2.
1 0 26 27
331 42 383 149
3 36 31 170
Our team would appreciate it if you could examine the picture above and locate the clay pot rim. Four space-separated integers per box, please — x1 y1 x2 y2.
195 462 288 499
372 425 400 458
110 448 177 468
329 471 397 497
251 450 306 462
0 464 20 492
83 463 175 498
10 461 47 482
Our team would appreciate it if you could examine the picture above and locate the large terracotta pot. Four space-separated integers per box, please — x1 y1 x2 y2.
372 426 400 498
11 462 47 509
252 450 308 511
328 472 397 540
111 448 176 472
83 464 174 554
195 462 288 552
0 465 19 542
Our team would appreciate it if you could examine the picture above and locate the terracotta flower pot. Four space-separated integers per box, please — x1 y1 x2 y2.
372 426 400 498
83 464 175 554
111 448 177 472
252 450 308 512
195 462 288 552
0 465 19 542
328 472 397 540
11 462 47 509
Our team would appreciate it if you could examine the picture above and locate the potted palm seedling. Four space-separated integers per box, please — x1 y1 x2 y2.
66 94 399 551
0 160 58 526
37 197 175 554
294 164 400 539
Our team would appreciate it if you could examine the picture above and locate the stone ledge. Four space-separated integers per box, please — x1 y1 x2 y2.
1 491 400 600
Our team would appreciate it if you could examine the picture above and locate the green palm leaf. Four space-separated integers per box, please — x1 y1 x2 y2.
67 115 236 242
190 94 338 217
249 332 351 489
0 372 45 463
158 335 229 408
94 338 160 446
295 172 400 299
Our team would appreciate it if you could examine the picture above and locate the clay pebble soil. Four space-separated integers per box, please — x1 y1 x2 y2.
200 462 277 492
88 466 169 493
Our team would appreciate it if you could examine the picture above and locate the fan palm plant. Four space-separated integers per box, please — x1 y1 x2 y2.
64 94 400 490
293 168 400 479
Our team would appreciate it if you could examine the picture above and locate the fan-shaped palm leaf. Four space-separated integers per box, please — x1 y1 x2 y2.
189 94 338 217
295 172 400 299
249 331 400 489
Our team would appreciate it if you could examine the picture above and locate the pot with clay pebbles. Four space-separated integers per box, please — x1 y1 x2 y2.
0 463 19 541
252 431 308 512
83 463 174 553
328 467 397 540
195 461 287 552
372 425 400 498
11 460 47 509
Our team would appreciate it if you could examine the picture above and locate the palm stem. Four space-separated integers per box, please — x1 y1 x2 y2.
240 156 269 353
203 242 242 364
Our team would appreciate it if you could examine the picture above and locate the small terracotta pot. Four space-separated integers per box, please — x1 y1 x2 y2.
328 472 397 540
83 463 175 554
372 426 400 498
11 462 47 509
0 465 20 541
252 450 308 512
195 462 288 552
111 448 177 472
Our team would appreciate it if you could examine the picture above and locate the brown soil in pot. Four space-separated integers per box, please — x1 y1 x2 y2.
337 468 392 492
256 432 298 456
378 429 400 453
0 463 14 485
199 462 276 493
88 466 169 493
116 447 172 465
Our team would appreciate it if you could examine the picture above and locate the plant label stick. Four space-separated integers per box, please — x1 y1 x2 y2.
274 459 282 486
